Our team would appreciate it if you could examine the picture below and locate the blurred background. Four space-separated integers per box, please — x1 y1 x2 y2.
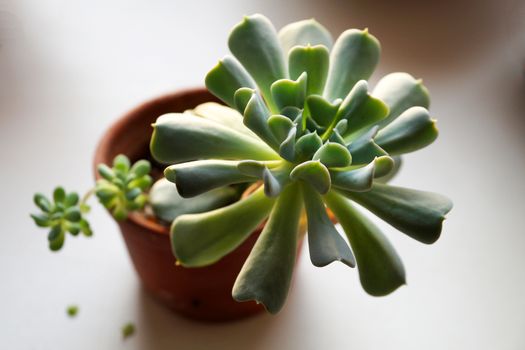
1 0 524 349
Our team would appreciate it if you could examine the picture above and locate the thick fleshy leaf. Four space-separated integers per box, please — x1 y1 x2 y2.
205 56 257 107
305 95 341 128
164 160 254 197
278 18 333 56
329 80 388 139
376 156 402 183
324 191 406 296
268 114 295 143
171 187 275 267
312 142 352 168
149 178 238 223
271 72 307 111
342 183 453 244
374 72 430 128
302 184 355 267
324 29 380 100
330 156 393 192
288 45 330 95
375 106 438 155
290 160 331 194
233 183 302 314
229 14 287 112
233 87 255 114
191 102 257 138
150 113 278 164
244 93 280 149
279 126 297 162
295 131 323 161
347 126 387 164
263 167 281 197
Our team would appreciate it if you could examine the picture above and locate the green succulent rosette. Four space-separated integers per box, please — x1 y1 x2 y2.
150 14 453 313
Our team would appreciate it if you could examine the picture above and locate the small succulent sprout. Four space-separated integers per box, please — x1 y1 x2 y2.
151 14 453 313
95 155 152 221
31 187 92 251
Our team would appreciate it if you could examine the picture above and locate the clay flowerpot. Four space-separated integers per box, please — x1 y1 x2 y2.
92 88 272 322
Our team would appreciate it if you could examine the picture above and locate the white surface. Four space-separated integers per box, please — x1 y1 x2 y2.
1 1 525 349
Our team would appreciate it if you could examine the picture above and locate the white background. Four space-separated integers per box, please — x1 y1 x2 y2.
1 0 525 349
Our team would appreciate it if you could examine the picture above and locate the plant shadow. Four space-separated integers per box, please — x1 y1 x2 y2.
135 287 287 350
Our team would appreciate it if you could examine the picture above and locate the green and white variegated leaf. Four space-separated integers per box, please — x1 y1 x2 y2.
233 183 302 314
278 18 333 56
229 14 287 113
191 102 258 139
164 160 254 197
288 45 330 95
373 72 430 128
347 126 387 165
324 29 381 101
374 106 438 155
341 183 453 244
171 187 275 267
271 72 307 111
290 160 331 194
149 178 237 223
150 113 279 164
205 56 257 107
302 184 355 267
324 191 406 296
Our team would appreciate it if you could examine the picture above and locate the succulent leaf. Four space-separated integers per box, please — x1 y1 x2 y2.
341 183 453 244
149 178 238 223
290 160 331 194
243 93 280 149
192 102 257 138
171 187 275 267
294 131 323 161
324 191 406 296
373 72 430 128
288 45 330 95
324 29 380 100
305 95 341 128
164 160 253 197
271 72 307 111
268 114 295 143
278 18 333 55
302 184 355 267
205 56 257 107
150 113 279 164
232 183 302 313
312 142 352 168
229 14 287 112
374 106 438 155
347 126 388 164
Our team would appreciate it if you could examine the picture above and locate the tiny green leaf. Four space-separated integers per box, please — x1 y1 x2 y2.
53 187 66 203
30 213 51 227
34 194 52 213
98 164 115 181
130 159 151 177
113 154 130 172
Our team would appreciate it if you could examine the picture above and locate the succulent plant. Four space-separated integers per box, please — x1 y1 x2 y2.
150 14 453 313
31 187 92 251
31 155 153 250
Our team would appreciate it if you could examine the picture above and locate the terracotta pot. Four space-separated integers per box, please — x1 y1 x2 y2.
92 88 271 322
